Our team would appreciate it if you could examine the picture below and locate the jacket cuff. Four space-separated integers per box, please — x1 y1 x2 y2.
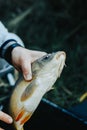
0 39 22 64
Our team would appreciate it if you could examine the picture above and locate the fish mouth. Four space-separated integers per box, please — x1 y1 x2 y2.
56 51 66 60
55 51 66 77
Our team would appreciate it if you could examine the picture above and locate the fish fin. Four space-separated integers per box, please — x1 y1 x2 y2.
15 107 25 121
51 87 54 90
20 112 33 125
46 86 54 92
21 81 37 101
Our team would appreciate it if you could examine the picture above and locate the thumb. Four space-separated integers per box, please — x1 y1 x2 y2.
22 61 32 81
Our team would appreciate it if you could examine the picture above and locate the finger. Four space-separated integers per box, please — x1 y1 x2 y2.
22 51 46 81
22 60 32 81
0 111 13 124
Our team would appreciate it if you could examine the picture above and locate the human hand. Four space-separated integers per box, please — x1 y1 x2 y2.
11 47 46 81
0 111 13 130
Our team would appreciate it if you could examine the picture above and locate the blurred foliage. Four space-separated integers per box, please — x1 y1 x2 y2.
0 0 87 108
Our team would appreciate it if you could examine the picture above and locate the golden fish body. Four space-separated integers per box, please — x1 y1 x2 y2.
9 51 66 130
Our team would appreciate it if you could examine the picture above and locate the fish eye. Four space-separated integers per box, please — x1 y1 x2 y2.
43 54 51 60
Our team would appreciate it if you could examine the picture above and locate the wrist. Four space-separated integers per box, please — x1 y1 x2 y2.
0 39 22 64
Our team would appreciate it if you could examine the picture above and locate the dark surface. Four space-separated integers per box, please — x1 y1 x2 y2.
70 100 87 123
0 98 87 130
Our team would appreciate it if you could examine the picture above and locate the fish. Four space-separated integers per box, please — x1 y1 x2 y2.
9 51 66 130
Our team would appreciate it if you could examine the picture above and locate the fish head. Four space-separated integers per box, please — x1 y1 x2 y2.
32 51 66 82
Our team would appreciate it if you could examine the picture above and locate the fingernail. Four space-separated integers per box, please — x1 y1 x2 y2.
24 74 32 80
8 117 13 123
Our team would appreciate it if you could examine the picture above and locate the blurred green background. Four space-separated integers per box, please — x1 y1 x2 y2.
0 0 87 108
